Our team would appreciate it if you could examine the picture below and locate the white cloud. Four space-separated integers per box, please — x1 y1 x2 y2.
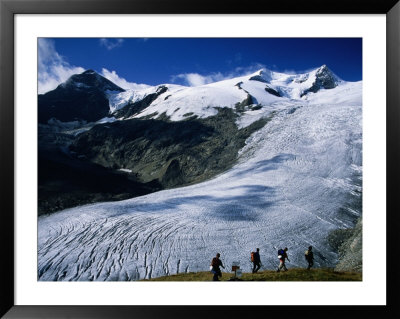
99 38 124 50
171 63 267 87
101 68 150 90
171 72 225 87
231 63 266 76
37 39 149 94
38 38 85 94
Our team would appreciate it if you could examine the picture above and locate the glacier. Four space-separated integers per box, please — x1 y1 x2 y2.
38 78 362 280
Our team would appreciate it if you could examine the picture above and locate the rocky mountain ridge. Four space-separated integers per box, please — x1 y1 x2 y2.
38 65 342 124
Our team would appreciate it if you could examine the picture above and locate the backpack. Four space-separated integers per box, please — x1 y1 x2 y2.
278 249 285 259
251 252 256 262
305 250 313 260
211 257 219 267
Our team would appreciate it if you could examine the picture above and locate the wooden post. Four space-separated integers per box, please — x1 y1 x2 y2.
232 262 240 280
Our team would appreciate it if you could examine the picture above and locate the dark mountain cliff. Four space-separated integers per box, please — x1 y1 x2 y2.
70 108 271 190
301 65 339 96
38 70 124 123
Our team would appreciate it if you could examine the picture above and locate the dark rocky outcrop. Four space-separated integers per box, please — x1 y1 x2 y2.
249 74 268 83
235 81 243 89
161 159 185 187
38 124 162 215
234 81 257 112
334 218 362 273
301 65 338 97
265 86 281 97
38 148 162 216
235 94 254 112
327 217 362 273
328 227 354 252
38 107 271 215
38 70 124 123
113 86 168 119
246 75 282 98
70 107 271 191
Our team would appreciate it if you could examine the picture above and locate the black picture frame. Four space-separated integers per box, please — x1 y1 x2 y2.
1 0 399 318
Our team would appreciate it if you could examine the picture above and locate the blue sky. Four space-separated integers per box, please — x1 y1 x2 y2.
38 38 362 94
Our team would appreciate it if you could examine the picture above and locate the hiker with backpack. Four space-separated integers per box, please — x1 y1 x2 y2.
277 247 290 272
305 246 314 270
210 253 225 281
251 248 261 273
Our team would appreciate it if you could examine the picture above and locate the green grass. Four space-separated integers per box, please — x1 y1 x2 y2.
142 268 362 281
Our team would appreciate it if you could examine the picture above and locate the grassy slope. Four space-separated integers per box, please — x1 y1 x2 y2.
143 268 362 281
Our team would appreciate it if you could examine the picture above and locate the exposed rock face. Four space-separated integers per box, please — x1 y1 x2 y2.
301 65 338 97
334 218 362 273
249 74 268 83
161 159 185 187
235 94 254 112
294 74 309 83
234 81 257 112
265 86 281 97
38 70 124 123
38 122 162 215
70 108 270 190
249 73 281 97
113 86 168 119
38 146 162 216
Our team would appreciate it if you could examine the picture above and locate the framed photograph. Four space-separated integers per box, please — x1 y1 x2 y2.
1 0 399 318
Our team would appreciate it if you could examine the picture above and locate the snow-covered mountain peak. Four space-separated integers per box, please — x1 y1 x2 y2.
103 64 361 124
246 68 291 83
61 69 125 93
250 68 268 77
106 83 186 114
315 64 341 82
247 69 271 83
38 70 126 123
82 69 97 75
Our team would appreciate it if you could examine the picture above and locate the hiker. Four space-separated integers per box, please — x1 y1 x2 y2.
305 246 314 270
277 247 290 272
210 253 225 281
251 248 261 273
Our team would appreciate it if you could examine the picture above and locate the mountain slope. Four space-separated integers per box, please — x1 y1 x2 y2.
38 70 124 123
70 108 270 189
108 65 343 122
